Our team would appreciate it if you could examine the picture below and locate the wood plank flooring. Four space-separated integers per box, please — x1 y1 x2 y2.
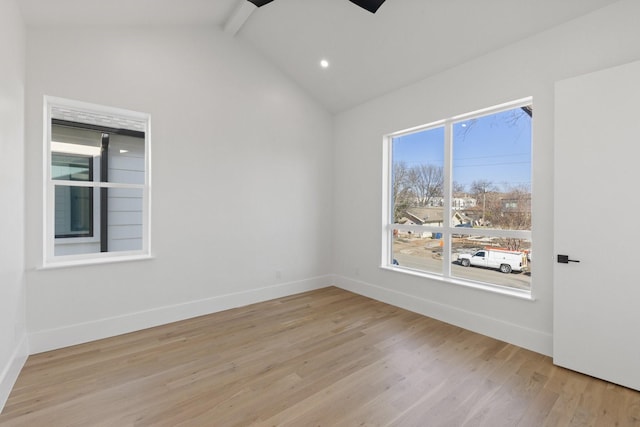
2 287 640 426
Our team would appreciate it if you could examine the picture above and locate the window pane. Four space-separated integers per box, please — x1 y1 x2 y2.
391 127 445 225
452 107 531 231
54 185 93 238
51 125 102 176
53 186 143 254
107 134 145 185
107 187 144 252
54 236 100 256
392 232 443 275
452 235 531 290
52 154 93 181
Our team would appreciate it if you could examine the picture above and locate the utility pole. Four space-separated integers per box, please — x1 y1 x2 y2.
482 190 486 225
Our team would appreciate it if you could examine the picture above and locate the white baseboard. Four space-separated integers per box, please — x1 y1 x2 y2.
0 334 28 414
334 275 552 356
29 275 333 354
26 273 551 360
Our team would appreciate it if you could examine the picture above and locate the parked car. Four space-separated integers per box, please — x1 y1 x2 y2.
458 248 527 273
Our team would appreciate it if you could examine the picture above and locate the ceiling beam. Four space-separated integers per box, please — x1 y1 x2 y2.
223 1 258 36
247 0 274 6
349 0 386 14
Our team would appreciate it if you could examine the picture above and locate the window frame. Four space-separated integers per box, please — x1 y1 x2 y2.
43 96 152 268
381 97 533 298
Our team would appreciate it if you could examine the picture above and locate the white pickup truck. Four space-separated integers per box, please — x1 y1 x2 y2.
458 248 527 273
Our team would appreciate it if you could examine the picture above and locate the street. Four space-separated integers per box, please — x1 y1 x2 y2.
393 237 531 291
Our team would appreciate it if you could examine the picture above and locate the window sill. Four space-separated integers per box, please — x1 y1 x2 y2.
379 265 534 301
39 253 154 270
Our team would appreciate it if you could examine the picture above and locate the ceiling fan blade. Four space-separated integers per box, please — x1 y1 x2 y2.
348 0 386 13
247 0 274 7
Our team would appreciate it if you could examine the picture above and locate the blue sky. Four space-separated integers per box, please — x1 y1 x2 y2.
392 108 531 192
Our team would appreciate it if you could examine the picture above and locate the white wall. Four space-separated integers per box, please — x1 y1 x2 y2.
333 0 640 356
0 0 27 410
24 26 334 352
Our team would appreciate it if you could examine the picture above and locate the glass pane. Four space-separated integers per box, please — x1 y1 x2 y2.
51 125 102 179
452 235 531 291
107 134 145 185
54 186 143 255
52 154 93 181
54 185 93 238
54 238 100 256
51 124 145 185
107 187 144 252
452 106 531 231
392 232 443 275
391 127 445 227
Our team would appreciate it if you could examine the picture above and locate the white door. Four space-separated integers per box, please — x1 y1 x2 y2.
554 60 640 391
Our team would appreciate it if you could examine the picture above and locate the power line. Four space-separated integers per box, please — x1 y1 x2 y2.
453 161 531 168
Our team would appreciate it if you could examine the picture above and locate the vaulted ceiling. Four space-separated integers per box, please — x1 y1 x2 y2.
18 0 620 112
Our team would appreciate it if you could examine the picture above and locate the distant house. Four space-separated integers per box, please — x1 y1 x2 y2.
396 208 471 237
501 197 531 213
452 197 477 210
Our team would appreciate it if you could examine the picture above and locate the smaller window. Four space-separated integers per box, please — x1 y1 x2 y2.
44 97 151 267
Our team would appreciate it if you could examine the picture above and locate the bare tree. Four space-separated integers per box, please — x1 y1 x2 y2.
392 161 409 201
418 164 444 206
392 162 413 222
406 166 420 205
469 179 498 225
458 105 532 141
482 183 531 251
452 181 466 195
469 179 497 196
497 184 532 231
407 164 444 207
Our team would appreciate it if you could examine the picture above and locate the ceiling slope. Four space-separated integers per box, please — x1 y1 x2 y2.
18 0 620 112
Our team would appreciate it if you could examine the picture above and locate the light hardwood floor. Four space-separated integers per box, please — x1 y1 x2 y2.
2 287 640 426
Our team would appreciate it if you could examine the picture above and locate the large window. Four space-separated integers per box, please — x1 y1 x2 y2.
44 97 151 266
383 98 532 294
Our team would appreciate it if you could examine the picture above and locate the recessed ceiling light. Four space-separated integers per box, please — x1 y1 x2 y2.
320 59 330 69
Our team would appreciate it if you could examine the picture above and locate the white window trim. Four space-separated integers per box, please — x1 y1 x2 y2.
381 97 533 298
42 96 152 268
